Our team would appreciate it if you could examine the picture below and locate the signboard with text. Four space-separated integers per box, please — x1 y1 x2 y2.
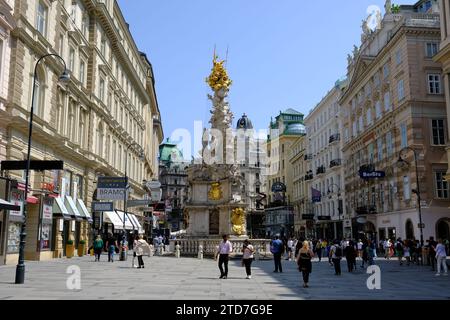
92 202 114 212
360 171 386 179
42 197 53 221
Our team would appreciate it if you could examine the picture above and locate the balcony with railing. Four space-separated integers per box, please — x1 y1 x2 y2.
330 159 342 168
305 171 314 181
356 205 377 215
304 154 313 161
316 166 326 175
329 133 341 144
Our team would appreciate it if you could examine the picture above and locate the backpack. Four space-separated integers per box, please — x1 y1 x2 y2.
334 246 342 258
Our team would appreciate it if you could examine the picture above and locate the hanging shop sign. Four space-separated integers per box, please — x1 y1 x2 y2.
42 197 53 221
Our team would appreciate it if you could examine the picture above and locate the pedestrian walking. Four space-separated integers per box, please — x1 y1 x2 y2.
384 239 391 260
404 241 411 266
132 235 139 268
345 240 357 272
357 239 363 259
435 239 448 276
367 240 375 266
429 237 438 271
361 240 369 268
242 239 254 279
93 235 103 262
135 235 151 269
106 234 117 263
287 238 294 261
330 240 343 275
216 235 233 279
297 241 315 288
270 235 284 273
396 238 404 266
315 240 323 262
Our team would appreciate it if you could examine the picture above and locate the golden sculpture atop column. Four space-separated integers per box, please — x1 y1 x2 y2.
231 208 246 236
206 54 232 92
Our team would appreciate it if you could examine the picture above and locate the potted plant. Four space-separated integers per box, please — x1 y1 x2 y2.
66 240 74 258
78 240 86 257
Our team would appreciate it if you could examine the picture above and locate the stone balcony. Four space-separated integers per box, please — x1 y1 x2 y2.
329 133 340 144
330 159 342 168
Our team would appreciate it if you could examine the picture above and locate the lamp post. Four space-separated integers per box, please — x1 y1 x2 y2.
15 54 69 284
328 183 342 240
397 147 424 247
121 142 145 259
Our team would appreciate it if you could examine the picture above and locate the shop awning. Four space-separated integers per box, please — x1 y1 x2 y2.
0 198 20 211
76 199 93 223
115 210 134 230
65 196 83 221
103 211 124 230
27 196 39 204
52 197 71 220
129 214 144 234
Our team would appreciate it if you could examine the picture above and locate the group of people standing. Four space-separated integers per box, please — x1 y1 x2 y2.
91 233 152 269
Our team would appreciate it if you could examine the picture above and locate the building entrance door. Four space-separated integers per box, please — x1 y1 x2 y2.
0 211 5 265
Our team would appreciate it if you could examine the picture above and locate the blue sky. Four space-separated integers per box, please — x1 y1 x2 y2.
118 0 415 142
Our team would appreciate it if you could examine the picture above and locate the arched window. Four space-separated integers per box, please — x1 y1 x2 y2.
33 66 45 117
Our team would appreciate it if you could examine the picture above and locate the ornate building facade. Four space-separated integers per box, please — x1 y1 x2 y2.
0 0 162 265
304 80 348 240
265 108 305 238
341 0 449 242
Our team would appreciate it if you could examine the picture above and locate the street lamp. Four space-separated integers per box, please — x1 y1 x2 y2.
15 54 69 284
328 183 342 240
397 147 424 247
121 142 145 258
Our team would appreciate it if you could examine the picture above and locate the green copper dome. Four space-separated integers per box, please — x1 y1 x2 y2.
159 139 184 163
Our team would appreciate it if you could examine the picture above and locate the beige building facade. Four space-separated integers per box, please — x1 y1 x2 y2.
341 1 450 243
304 80 348 241
0 0 162 265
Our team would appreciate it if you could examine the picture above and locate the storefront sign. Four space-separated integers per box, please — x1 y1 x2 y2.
93 212 103 230
42 197 53 221
127 200 152 208
302 214 315 220
97 188 127 200
360 171 386 179
92 202 114 212
317 216 331 221
9 189 23 217
98 177 128 189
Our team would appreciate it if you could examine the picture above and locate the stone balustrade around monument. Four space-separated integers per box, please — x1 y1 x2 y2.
169 239 273 259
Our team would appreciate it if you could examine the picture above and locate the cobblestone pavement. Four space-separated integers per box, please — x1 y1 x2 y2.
0 255 449 300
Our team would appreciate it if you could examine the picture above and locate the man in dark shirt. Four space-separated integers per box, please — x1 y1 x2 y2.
271 236 284 273
429 237 438 271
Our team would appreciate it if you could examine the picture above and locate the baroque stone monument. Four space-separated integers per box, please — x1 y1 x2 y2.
184 54 248 239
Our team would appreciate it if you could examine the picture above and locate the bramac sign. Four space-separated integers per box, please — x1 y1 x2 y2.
360 171 386 179
97 188 127 200
97 177 128 200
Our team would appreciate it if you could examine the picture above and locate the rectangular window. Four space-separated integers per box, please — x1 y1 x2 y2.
367 109 372 126
81 14 89 38
432 119 446 145
397 79 405 101
384 92 391 112
101 37 106 57
395 49 402 65
352 121 357 137
403 176 411 201
377 138 383 161
386 132 394 157
79 61 85 85
359 116 364 132
428 74 441 94
368 143 374 163
375 101 382 119
426 42 439 58
59 34 64 57
435 172 449 199
36 2 47 35
69 48 75 71
383 63 390 79
400 123 408 148
99 79 105 101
